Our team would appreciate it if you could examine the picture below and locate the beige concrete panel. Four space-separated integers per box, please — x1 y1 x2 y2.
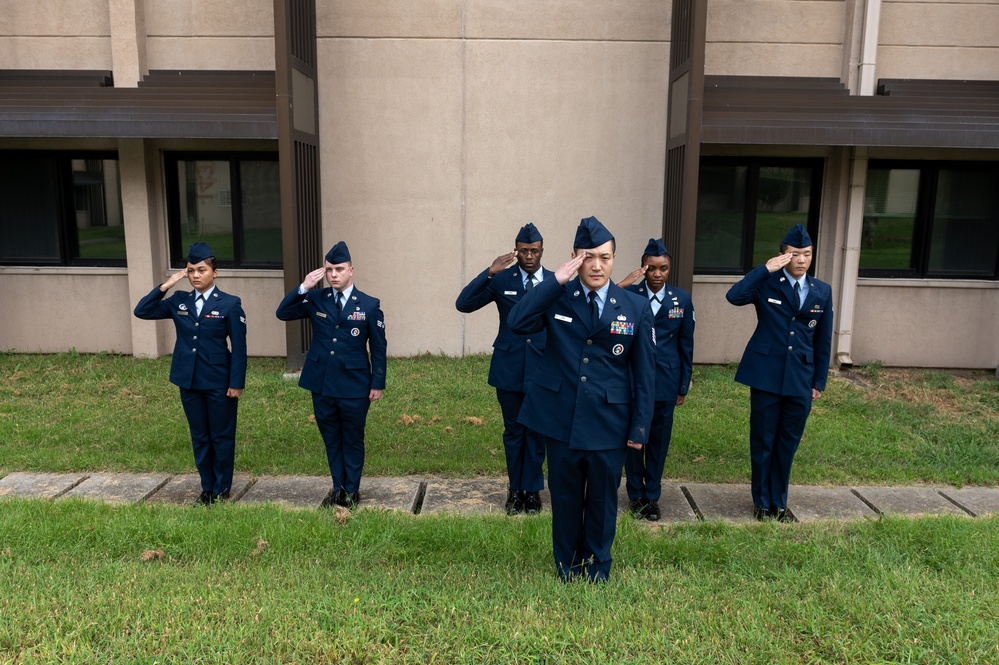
852 281 999 368
465 0 670 41
153 272 287 357
877 46 999 81
318 39 464 357
0 37 111 70
880 2 999 47
707 0 845 45
461 40 669 354
0 0 109 36
144 0 273 37
706 42 844 77
146 37 275 71
0 271 132 353
318 0 462 38
689 279 760 364
109 0 148 87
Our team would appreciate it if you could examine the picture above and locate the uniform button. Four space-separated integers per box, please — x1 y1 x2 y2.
789 331 795 336
526 339 532 344
194 322 199 327
583 358 589 364
791 317 796 322
193 336 197 340
330 351 335 356
586 339 593 345
581 376 587 382
335 325 340 329
332 338 338 343
788 346 793 350
192 348 196 352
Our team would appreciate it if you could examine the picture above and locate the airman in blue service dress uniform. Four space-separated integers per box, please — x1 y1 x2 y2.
134 242 247 505
509 217 655 582
726 224 833 523
276 241 387 509
617 238 695 521
455 222 554 515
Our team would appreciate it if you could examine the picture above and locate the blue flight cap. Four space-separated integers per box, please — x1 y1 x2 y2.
573 216 614 250
643 238 669 257
516 223 543 244
186 242 214 264
782 224 813 248
325 241 351 264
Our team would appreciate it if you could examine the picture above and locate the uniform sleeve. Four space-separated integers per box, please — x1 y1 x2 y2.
133 285 173 320
812 288 834 392
275 286 311 321
227 297 248 390
455 268 496 313
628 302 657 444
678 295 695 395
725 264 771 306
507 277 563 334
368 300 388 391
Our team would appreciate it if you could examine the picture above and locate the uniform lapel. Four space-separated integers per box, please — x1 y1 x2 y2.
566 279 591 330
778 273 798 312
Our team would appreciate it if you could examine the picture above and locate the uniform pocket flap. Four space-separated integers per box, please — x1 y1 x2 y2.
606 388 632 404
532 371 561 392
747 340 770 355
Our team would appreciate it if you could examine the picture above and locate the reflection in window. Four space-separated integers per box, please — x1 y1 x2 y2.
929 169 999 277
73 159 125 261
859 167 919 272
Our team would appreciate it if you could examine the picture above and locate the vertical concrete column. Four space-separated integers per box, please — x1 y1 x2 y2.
834 147 868 368
120 139 168 358
109 0 148 87
857 0 882 96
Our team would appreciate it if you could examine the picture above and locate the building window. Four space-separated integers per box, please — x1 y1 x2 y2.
165 153 282 269
0 152 125 266
861 161 999 279
694 158 823 275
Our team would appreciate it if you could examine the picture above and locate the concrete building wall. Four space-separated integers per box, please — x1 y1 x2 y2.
144 0 275 71
878 0 999 80
0 0 112 69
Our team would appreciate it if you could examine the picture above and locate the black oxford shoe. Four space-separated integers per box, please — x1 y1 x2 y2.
195 491 212 506
524 491 542 515
752 507 770 522
776 508 798 524
505 489 524 516
320 488 338 508
345 491 360 509
644 500 661 522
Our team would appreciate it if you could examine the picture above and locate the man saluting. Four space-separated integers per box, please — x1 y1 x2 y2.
509 216 655 582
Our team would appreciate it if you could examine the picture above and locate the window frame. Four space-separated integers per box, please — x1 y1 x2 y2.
694 156 824 276
164 151 282 270
0 150 125 268
860 160 999 280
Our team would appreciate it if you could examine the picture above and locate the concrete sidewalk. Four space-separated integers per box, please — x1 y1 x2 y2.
2 470 997 522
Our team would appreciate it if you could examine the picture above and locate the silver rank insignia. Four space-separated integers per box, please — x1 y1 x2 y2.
178 304 188 311
809 320 817 328
351 328 360 336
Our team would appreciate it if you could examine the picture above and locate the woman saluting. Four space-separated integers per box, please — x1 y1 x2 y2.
134 242 247 505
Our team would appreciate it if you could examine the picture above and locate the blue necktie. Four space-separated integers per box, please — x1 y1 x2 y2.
588 291 599 327
525 274 534 291
793 282 801 310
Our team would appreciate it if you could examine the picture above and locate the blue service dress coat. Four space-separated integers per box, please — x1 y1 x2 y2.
508 277 656 450
454 265 554 391
134 286 247 391
275 285 387 397
726 265 833 397
625 283 694 401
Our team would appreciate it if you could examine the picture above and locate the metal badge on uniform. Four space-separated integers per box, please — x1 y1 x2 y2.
573 291 580 297
808 320 817 328
211 311 220 316
504 290 517 296
351 328 360 336
554 314 573 323
609 298 616 304
767 298 782 305
610 321 634 335
316 311 327 318
178 303 188 311
617 315 627 321
612 343 624 356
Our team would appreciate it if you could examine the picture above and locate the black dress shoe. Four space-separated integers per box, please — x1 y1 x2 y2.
195 490 213 506
345 491 360 509
209 491 231 504
505 489 524 516
524 491 542 515
333 488 350 507
752 506 770 521
644 500 661 522
776 508 798 524
320 488 338 508
629 498 646 518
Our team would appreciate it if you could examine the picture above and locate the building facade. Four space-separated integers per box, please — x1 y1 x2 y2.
1 0 997 368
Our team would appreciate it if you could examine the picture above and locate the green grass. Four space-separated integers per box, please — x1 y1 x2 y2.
2 500 998 663
2 354 999 486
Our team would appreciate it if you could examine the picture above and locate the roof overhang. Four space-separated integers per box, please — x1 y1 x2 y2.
0 70 277 140
701 76 999 150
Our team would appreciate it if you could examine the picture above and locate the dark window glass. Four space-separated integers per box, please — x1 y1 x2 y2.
166 153 281 269
695 158 822 275
861 162 999 279
0 152 123 266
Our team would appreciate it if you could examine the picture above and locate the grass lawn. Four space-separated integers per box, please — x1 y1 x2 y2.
2 353 998 486
3 353 999 662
